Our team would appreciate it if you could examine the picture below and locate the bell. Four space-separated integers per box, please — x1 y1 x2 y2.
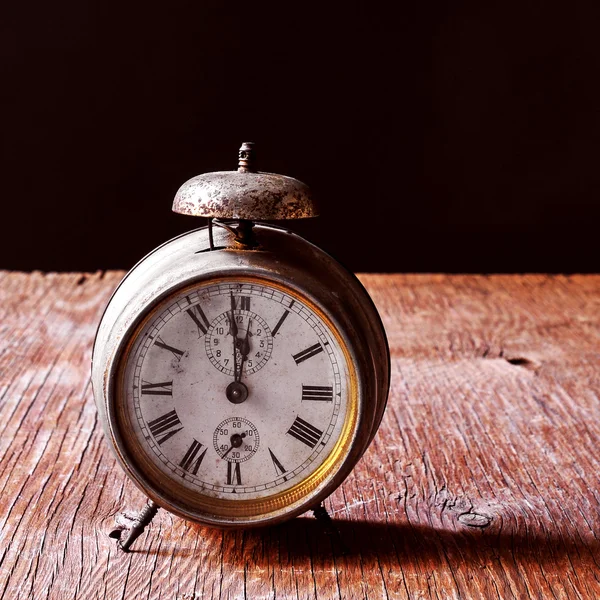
172 142 319 220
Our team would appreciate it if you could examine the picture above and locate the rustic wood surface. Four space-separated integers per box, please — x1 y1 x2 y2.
1 271 599 600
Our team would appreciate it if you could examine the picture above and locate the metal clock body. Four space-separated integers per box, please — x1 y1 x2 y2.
91 144 390 545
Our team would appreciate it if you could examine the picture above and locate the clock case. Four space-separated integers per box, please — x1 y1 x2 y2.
91 144 390 548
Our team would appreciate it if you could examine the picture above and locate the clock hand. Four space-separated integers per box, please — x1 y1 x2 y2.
229 293 238 337
237 319 252 382
221 432 247 459
229 293 240 382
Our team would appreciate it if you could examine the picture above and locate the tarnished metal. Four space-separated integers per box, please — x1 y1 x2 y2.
91 223 390 529
237 141 256 173
115 500 160 552
172 143 319 220
92 143 389 536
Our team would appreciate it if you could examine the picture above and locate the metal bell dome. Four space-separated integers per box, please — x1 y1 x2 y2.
172 142 319 220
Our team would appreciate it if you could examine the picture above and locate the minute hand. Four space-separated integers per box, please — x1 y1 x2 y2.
238 319 252 380
229 293 240 381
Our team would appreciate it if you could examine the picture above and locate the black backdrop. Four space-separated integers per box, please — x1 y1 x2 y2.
2 1 599 273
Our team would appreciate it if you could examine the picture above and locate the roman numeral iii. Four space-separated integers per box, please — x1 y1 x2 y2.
302 385 334 402
287 416 323 449
179 440 207 475
147 410 183 445
238 296 250 311
141 380 173 396
292 343 323 365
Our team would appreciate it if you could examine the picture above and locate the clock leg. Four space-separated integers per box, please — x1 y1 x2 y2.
311 503 350 555
109 499 160 552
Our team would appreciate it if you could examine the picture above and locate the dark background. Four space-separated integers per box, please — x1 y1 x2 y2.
2 1 599 273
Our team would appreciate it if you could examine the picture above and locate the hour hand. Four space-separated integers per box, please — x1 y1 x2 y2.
229 295 238 338
240 319 251 358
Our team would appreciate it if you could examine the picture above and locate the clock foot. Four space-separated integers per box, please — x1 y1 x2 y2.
311 503 350 555
109 500 160 552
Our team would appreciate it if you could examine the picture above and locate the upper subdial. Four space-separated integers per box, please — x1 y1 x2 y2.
205 310 273 377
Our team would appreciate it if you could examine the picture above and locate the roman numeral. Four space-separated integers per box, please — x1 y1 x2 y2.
292 343 323 365
302 385 334 402
226 462 242 485
141 380 173 396
268 448 287 477
186 303 210 335
179 440 207 475
154 336 184 357
147 410 183 445
287 416 323 449
238 296 250 311
271 310 290 337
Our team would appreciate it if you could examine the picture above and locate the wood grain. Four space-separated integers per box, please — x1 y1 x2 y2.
1 272 599 599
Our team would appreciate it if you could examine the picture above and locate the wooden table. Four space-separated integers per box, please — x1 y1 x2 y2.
1 272 599 599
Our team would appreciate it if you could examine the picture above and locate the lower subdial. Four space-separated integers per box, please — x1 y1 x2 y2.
205 310 273 377
213 417 260 462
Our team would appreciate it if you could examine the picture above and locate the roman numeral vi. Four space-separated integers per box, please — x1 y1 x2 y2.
227 462 242 486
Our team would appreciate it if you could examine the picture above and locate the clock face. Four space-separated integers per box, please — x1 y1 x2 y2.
118 278 354 510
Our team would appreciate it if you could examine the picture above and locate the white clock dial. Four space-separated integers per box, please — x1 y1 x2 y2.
121 279 351 501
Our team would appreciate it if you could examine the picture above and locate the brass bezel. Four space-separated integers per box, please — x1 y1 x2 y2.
111 275 359 525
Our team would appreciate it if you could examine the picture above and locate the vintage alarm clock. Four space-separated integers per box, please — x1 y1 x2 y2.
92 143 390 551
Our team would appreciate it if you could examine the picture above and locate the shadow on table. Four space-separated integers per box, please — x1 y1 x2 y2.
147 515 599 569
273 517 599 566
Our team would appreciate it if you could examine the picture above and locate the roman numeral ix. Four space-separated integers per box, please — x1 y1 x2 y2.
287 416 323 449
147 410 183 445
302 385 334 402
141 380 173 396
179 440 207 475
292 343 323 365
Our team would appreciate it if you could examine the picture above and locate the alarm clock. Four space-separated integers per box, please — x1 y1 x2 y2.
92 143 390 551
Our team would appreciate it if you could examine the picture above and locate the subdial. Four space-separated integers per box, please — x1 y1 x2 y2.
213 417 260 462
205 310 273 376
